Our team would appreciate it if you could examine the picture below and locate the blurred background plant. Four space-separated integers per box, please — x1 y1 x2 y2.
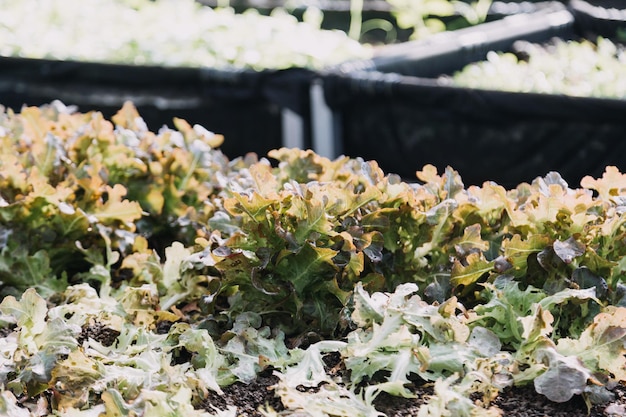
384 0 492 39
205 0 494 43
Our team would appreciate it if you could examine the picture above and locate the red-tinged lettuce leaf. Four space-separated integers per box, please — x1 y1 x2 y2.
351 230 385 263
247 163 281 201
223 191 274 224
450 223 489 257
172 116 224 150
291 194 337 245
552 237 586 265
572 267 608 300
415 164 464 200
268 148 344 184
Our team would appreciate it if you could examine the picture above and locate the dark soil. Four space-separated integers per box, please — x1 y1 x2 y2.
202 371 285 416
201 375 626 417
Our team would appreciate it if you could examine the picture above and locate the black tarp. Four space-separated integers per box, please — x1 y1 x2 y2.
0 57 315 159
320 1 626 187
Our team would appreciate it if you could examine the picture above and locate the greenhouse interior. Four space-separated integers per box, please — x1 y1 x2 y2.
1 1 626 416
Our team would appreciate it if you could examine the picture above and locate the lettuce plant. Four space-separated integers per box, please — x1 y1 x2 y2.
0 0 370 70
445 37 626 99
1 103 625 415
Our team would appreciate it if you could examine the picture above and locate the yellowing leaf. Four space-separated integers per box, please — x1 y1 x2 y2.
173 117 224 149
27 166 74 207
292 195 335 244
50 349 104 410
450 252 494 289
557 306 626 381
20 106 52 143
0 154 28 194
143 187 165 214
501 234 551 274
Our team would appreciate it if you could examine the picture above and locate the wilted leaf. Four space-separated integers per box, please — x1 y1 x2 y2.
534 348 590 403
519 304 554 345
50 349 104 410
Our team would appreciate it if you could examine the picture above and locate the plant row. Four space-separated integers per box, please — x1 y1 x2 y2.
443 36 626 98
0 0 369 70
0 102 625 415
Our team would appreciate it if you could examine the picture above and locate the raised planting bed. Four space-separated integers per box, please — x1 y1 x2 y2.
1 102 626 416
199 0 564 44
0 57 315 162
0 0 371 160
441 36 626 98
312 1 626 188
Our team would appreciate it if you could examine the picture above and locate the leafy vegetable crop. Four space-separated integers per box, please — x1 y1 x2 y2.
0 0 370 70
443 37 626 99
1 102 626 415
387 0 492 39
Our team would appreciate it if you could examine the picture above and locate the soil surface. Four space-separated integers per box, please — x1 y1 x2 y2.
202 370 626 417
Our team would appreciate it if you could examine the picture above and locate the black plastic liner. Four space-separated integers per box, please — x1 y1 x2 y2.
0 57 315 159
320 1 626 187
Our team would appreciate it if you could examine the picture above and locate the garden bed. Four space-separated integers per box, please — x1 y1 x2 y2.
0 0 370 160
314 1 626 187
1 102 625 416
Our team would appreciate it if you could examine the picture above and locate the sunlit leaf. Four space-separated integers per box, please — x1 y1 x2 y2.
557 306 626 381
581 166 626 200
450 252 494 290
